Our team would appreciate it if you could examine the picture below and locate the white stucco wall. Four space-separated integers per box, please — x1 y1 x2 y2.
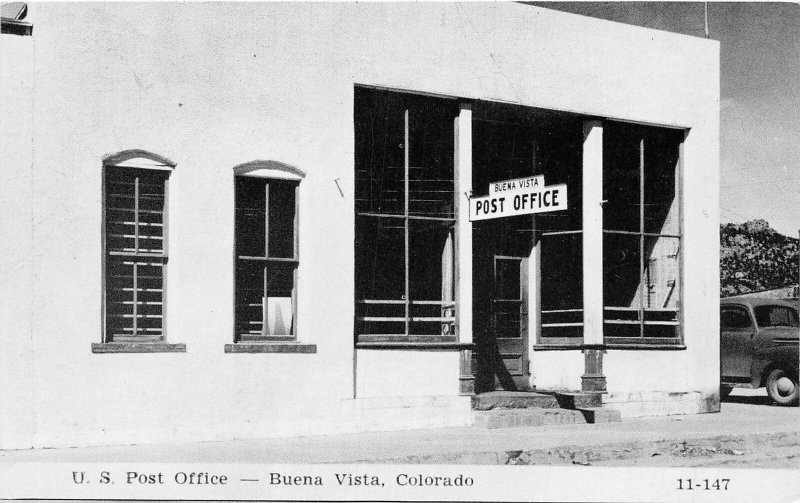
356 350 460 398
0 33 37 449
0 3 719 448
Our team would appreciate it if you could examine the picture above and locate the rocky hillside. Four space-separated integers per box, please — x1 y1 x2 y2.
720 220 799 297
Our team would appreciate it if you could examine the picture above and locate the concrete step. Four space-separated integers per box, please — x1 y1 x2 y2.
472 406 622 429
575 406 622 423
471 391 560 410
553 391 603 409
473 408 587 428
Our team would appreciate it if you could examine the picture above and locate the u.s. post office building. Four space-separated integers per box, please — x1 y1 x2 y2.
0 3 719 449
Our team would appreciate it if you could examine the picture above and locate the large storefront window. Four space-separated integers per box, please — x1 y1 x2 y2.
534 120 584 346
354 87 458 343
602 122 683 345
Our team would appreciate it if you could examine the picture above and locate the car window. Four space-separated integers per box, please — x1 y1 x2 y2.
754 305 800 328
720 307 752 329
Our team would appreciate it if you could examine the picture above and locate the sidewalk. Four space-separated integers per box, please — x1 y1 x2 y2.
1 390 797 466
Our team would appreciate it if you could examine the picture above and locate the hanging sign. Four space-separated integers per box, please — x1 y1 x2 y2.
469 175 567 221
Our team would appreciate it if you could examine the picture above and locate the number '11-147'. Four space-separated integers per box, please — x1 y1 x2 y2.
677 479 730 490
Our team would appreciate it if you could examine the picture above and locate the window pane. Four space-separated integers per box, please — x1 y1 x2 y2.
642 236 680 310
267 180 297 259
235 177 266 257
494 259 521 301
407 96 457 218
105 171 137 253
603 233 641 308
755 306 799 328
721 307 751 329
354 215 406 336
106 259 134 339
105 258 164 341
535 121 584 233
540 233 583 340
266 263 295 336
472 119 532 195
235 261 265 338
541 233 583 310
105 169 167 255
137 174 166 253
644 128 682 235
492 258 523 339
603 123 641 233
354 87 405 215
408 220 455 336
603 232 641 338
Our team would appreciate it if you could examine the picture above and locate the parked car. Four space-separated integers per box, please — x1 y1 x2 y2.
720 297 799 405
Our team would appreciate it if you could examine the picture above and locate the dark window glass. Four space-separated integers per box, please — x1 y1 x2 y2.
602 122 683 342
354 87 457 341
721 307 752 329
104 167 168 342
234 176 299 341
754 306 799 328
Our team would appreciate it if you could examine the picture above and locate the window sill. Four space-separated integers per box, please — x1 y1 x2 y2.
357 335 458 343
92 342 186 353
533 342 686 351
604 342 686 350
224 342 317 353
356 342 473 351
533 343 583 351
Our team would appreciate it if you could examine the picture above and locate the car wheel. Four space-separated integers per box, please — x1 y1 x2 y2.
766 368 799 406
720 385 733 399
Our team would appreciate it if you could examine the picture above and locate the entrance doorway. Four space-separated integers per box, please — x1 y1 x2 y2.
471 103 536 392
471 102 585 393
473 219 534 391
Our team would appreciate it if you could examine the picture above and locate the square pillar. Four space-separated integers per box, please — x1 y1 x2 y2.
582 120 604 345
527 141 541 390
582 120 606 393
455 103 474 395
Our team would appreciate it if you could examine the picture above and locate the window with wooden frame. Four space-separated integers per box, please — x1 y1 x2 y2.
532 119 585 347
225 161 318 355
354 87 459 345
602 123 684 347
94 150 184 353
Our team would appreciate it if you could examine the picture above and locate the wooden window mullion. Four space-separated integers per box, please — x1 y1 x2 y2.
134 175 140 253
293 184 299 260
638 138 645 339
133 175 141 338
262 264 269 338
404 108 410 337
292 183 299 337
263 181 270 338
132 262 138 337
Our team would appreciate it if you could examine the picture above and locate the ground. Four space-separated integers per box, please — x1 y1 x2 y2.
1 388 797 469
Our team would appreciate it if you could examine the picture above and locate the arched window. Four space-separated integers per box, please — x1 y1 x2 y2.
95 150 184 352
230 161 309 348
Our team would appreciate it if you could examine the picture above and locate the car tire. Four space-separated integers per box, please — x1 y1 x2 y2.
766 368 799 406
720 385 733 400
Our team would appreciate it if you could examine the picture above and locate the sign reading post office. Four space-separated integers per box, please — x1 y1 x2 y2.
468 175 568 221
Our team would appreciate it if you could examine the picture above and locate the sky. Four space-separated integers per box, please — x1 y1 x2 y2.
530 2 800 237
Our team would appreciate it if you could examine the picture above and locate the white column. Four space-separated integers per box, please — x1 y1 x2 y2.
455 104 472 344
528 141 541 351
582 120 604 346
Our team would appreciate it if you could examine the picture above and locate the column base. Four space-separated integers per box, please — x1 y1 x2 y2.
581 375 607 393
459 348 476 396
581 347 607 393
